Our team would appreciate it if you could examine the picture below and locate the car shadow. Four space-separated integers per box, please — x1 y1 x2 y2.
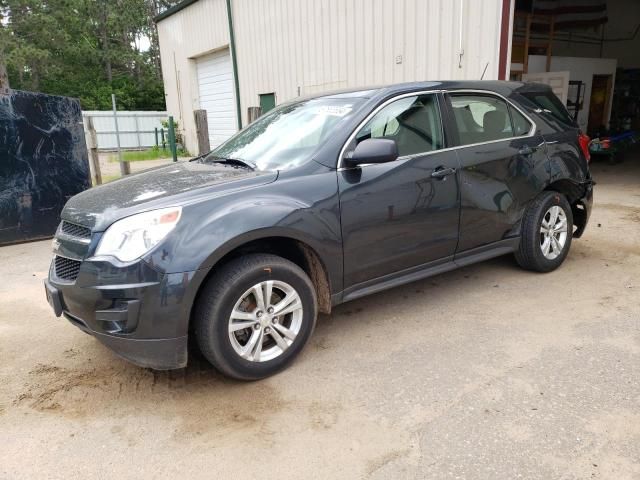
318 253 519 327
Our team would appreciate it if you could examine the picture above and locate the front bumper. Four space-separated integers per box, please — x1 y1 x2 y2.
45 257 204 370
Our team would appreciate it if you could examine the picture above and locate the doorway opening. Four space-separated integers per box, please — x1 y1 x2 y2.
588 74 613 136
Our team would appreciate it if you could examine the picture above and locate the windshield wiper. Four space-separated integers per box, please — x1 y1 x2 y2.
205 156 256 170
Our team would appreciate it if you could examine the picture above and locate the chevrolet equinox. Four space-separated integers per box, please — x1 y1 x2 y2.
45 81 594 380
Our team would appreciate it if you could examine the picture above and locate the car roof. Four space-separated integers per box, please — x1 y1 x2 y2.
314 80 550 101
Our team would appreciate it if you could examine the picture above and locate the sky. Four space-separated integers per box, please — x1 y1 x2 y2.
135 34 151 52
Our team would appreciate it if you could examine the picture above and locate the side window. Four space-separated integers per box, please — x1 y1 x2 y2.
450 94 513 145
355 94 443 157
510 106 533 136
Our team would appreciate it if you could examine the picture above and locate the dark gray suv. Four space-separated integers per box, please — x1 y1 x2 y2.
45 81 593 380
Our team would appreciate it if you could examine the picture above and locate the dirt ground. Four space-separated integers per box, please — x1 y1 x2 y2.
1 158 639 479
95 152 192 182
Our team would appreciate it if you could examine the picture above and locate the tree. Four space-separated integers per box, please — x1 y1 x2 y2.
0 0 181 109
0 7 11 93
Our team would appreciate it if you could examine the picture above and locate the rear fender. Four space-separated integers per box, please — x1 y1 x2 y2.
543 177 593 238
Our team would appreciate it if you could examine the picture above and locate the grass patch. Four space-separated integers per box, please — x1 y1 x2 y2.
111 146 190 162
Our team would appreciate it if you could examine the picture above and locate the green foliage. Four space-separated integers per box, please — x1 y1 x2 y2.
160 118 184 146
0 0 181 110
160 118 179 129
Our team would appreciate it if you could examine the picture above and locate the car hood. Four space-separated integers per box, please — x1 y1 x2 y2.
62 161 277 231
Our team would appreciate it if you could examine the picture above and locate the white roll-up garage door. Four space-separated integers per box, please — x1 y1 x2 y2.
196 49 237 149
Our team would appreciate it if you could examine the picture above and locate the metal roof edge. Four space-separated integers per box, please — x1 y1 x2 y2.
154 0 200 22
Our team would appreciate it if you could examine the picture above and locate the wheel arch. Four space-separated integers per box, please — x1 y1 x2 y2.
544 178 589 237
189 233 333 335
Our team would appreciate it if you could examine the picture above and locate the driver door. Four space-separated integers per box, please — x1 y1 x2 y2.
338 93 460 293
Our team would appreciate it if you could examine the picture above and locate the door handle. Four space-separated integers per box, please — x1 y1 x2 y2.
431 166 456 179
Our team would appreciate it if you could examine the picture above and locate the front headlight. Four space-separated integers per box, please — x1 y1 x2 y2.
94 207 182 262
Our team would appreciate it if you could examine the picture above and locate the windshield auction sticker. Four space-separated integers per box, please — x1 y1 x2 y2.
312 105 353 117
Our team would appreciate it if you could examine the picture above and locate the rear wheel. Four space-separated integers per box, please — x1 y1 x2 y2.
194 254 317 380
515 191 573 272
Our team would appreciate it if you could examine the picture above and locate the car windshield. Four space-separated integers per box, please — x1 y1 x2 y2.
203 97 365 171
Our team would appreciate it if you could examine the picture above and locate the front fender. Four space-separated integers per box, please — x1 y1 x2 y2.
143 171 343 291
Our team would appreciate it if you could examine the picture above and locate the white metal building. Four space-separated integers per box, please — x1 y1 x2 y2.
156 0 514 154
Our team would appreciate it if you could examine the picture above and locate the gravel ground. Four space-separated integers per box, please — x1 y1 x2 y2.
0 159 638 480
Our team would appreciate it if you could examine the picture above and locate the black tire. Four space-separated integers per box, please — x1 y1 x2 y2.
515 191 573 272
193 254 317 380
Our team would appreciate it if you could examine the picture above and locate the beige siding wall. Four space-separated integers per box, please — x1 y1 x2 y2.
157 0 505 153
157 0 229 151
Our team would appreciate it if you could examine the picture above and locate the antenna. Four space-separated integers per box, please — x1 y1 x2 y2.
480 62 489 80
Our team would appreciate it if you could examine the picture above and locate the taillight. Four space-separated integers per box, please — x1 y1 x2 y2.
578 132 591 164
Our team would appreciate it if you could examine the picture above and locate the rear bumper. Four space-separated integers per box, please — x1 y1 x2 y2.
573 179 594 238
45 257 205 370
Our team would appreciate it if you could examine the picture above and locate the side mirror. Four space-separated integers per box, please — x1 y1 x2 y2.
344 138 399 167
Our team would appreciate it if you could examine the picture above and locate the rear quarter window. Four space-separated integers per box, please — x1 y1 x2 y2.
520 91 575 127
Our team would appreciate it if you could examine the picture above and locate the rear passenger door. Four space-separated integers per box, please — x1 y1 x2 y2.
444 92 549 252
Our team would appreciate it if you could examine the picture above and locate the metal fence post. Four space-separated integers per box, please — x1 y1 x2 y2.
111 94 130 175
134 113 141 149
168 116 178 162
155 127 159 147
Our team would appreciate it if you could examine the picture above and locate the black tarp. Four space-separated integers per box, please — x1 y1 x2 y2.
1 90 90 245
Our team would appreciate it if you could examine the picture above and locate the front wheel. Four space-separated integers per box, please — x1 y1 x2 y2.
194 254 317 380
515 191 573 272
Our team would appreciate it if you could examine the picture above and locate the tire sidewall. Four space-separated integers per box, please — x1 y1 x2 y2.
201 259 317 380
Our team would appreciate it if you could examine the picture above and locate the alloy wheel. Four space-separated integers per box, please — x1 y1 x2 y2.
228 280 304 362
540 205 568 260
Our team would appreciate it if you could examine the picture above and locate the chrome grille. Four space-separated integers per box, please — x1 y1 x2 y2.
54 256 81 281
61 221 91 240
